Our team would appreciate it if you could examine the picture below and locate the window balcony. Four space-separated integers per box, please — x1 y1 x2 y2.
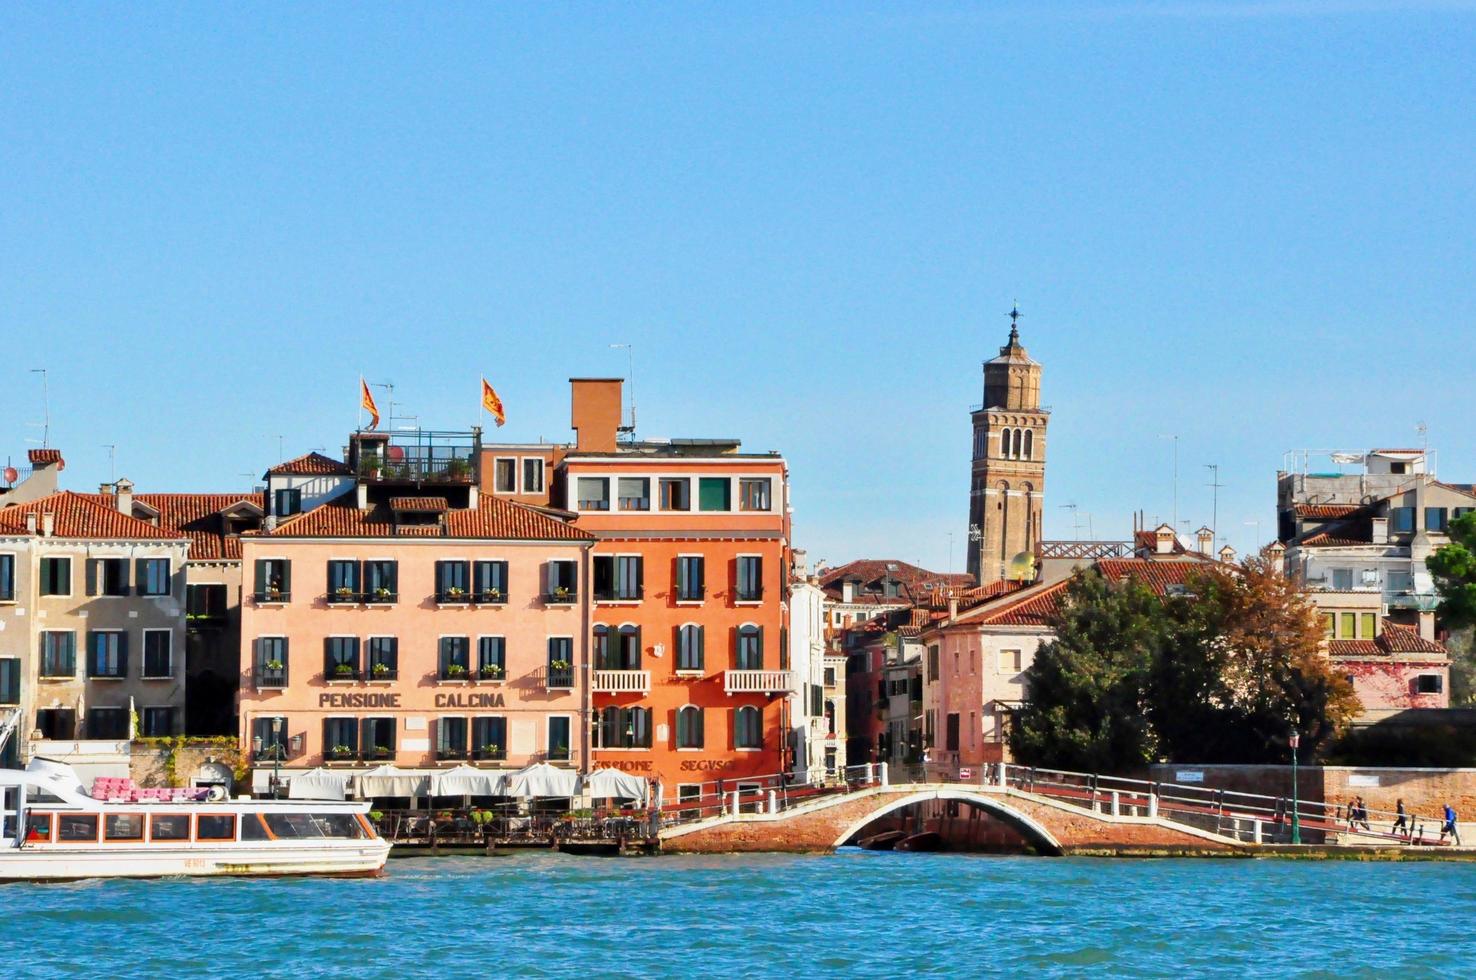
724 670 794 695
675 589 705 603
439 664 472 682
476 665 505 682
255 665 288 690
367 664 398 682
593 669 651 694
325 746 359 763
436 590 472 606
327 591 362 605
734 589 764 603
473 746 506 763
543 591 577 606
186 612 227 630
254 591 290 605
364 590 398 606
472 590 507 606
436 748 468 762
594 590 643 603
326 664 360 682
545 667 575 690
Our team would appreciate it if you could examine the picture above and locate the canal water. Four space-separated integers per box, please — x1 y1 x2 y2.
4 851 1472 976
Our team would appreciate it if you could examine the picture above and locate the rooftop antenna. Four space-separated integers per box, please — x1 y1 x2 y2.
102 444 116 483
1205 463 1223 548
1161 434 1179 535
610 344 635 435
277 435 285 463
1060 502 1083 541
239 471 257 491
947 532 955 575
369 380 396 429
1417 420 1428 451
28 368 49 447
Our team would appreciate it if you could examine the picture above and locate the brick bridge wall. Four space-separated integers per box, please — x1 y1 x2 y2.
661 788 1238 856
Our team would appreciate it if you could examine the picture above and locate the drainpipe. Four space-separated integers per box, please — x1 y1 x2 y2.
580 541 593 777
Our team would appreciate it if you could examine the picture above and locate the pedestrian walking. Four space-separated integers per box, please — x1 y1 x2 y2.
1440 803 1462 846
1354 796 1372 832
1392 799 1408 837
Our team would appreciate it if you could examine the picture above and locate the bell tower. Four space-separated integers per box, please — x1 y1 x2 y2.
966 306 1048 584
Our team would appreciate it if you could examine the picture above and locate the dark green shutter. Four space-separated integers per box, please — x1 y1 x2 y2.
134 558 148 595
254 560 267 595
85 560 97 596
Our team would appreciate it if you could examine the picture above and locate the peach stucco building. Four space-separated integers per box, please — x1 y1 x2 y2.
238 459 594 793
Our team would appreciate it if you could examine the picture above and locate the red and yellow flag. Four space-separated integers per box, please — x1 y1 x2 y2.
361 378 380 430
482 378 506 427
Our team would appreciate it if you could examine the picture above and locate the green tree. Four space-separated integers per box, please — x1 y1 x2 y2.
1427 512 1476 703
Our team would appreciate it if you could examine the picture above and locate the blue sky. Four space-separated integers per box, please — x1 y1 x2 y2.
2 2 1473 572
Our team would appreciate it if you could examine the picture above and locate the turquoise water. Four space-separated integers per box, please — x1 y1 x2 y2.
4 852 1474 977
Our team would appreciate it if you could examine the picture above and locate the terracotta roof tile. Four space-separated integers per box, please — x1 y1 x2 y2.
1294 504 1363 520
0 492 184 541
134 493 263 560
390 496 449 513
266 452 352 477
819 559 972 603
256 490 592 541
955 556 1219 628
1377 620 1446 655
28 449 63 466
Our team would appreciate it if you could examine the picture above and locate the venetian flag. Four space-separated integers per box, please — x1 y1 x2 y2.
482 378 506 427
361 377 380 430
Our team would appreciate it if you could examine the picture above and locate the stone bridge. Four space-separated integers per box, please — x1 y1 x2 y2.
659 782 1242 856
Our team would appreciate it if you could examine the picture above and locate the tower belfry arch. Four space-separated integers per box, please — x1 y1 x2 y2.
966 306 1049 584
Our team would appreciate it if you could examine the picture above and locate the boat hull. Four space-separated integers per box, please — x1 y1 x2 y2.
0 840 391 882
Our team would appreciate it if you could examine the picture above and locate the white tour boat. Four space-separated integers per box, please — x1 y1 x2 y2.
0 756 391 882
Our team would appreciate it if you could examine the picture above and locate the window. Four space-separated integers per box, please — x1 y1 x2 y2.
88 707 128 739
494 458 516 493
736 556 763 602
824 666 837 687
327 559 360 602
577 477 610 511
1387 570 1414 593
1339 612 1356 638
999 648 1022 673
255 637 288 688
1457 507 1476 522
40 632 76 678
546 560 578 601
187 583 227 624
0 658 17 704
473 560 509 603
660 478 691 511
1023 430 1034 460
547 638 574 688
594 555 643 601
196 815 236 842
88 631 127 679
254 558 291 600
1390 507 1416 534
735 625 763 670
945 713 960 752
324 717 359 760
434 560 470 601
39 557 70 596
439 637 471 680
734 706 762 749
739 479 771 511
595 706 652 749
35 707 75 740
677 784 702 808
927 645 940 683
618 477 651 511
362 560 398 600
325 637 360 680
594 624 641 670
141 707 174 738
473 716 507 760
138 558 170 596
274 487 302 517
150 814 190 842
523 458 545 494
677 625 704 671
1416 674 1444 695
437 717 468 760
143 631 172 678
676 556 705 601
676 706 704 749
477 636 506 679
1332 568 1353 591
1426 507 1450 533
58 813 99 843
547 717 571 762
698 477 731 512
367 637 398 680
1359 613 1377 640
252 716 288 760
87 557 130 596
362 717 396 761
0 553 12 600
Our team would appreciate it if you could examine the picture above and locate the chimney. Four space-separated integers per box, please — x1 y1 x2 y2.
1195 526 1214 555
792 549 808 578
842 580 855 603
468 485 479 511
1155 525 1175 555
24 513 37 534
41 513 54 537
569 378 624 453
115 478 134 516
947 595 959 620
1218 544 1237 564
356 484 369 511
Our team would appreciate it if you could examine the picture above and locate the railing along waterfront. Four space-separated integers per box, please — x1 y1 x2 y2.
374 808 656 848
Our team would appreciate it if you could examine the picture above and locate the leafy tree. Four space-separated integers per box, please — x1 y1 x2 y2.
1427 513 1476 703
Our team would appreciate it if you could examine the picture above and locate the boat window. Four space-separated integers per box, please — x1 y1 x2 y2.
58 813 99 842
263 812 326 839
150 814 190 842
25 812 53 842
315 813 366 839
196 815 236 841
105 814 144 842
241 814 271 842
28 790 66 805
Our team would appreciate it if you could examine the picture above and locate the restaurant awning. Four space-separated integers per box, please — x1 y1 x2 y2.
430 764 508 797
582 768 648 802
287 767 350 801
355 765 431 798
507 762 580 798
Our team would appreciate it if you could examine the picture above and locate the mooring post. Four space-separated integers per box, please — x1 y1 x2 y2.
1148 786 1159 819
768 790 777 814
731 789 740 814
1111 790 1120 817
878 762 889 787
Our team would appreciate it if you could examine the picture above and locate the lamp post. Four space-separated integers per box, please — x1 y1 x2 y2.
271 717 284 800
1289 732 1301 845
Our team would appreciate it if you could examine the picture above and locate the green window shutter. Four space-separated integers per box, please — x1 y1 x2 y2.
85 560 97 597
254 560 267 595
134 559 148 595
698 478 729 511
281 561 292 595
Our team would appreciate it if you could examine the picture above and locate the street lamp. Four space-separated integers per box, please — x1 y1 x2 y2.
1289 732 1301 845
271 717 284 800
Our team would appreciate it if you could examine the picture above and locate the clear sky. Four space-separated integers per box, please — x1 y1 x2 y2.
3 2 1474 573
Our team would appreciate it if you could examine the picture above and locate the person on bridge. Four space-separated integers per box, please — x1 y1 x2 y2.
1392 799 1408 838
1352 797 1372 832
1440 803 1462 846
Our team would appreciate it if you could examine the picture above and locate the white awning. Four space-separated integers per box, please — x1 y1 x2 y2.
287 767 350 801
430 765 508 797
355 765 431 798
507 762 580 798
582 768 648 802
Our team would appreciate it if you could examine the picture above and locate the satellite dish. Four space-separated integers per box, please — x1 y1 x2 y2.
2 467 16 485
1005 551 1037 582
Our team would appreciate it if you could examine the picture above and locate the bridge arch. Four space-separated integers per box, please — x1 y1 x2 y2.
832 789 1064 856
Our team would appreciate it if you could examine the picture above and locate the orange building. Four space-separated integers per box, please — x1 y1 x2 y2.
480 380 793 805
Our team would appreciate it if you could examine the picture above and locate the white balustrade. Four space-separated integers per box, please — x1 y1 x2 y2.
592 669 651 694
723 669 795 694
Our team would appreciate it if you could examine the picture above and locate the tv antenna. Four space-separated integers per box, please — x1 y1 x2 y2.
103 444 116 483
610 344 636 435
1060 502 1086 541
29 368 50 447
1205 464 1223 548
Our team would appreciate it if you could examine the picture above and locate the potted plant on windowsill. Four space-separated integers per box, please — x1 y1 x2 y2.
477 745 502 762
479 664 504 681
479 587 504 604
372 586 393 602
329 744 355 761
443 586 467 603
445 663 468 680
371 746 392 760
371 661 392 679
333 586 356 602
552 586 571 603
549 659 571 671
333 662 356 679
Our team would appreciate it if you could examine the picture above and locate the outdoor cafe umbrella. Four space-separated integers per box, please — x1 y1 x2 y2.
430 764 507 797
582 768 648 802
506 762 580 798
355 765 430 799
287 767 350 801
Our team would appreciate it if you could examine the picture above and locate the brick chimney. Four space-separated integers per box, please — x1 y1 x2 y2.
114 478 134 516
570 379 623 453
